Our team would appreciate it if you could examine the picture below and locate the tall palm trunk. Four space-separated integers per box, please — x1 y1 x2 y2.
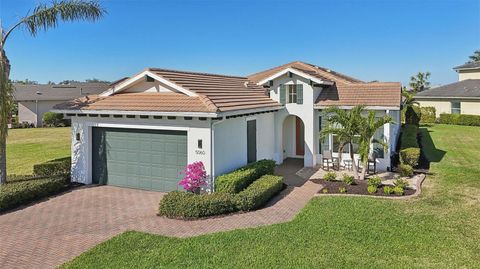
0 41 10 184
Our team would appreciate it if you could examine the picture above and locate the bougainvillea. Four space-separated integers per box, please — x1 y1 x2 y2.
178 161 207 193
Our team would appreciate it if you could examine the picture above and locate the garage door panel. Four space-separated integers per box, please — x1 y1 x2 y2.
92 127 188 192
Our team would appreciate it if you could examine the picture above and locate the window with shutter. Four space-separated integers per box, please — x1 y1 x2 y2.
296 84 303 104
280 85 286 104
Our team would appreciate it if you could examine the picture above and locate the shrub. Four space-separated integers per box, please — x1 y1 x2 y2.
400 147 420 167
405 106 421 126
42 112 66 127
342 174 354 185
420 107 436 124
215 159 276 194
0 177 66 212
383 186 394 195
234 175 283 211
368 176 382 188
322 188 328 193
178 162 207 193
158 191 236 219
394 178 409 189
439 113 480 126
33 157 71 178
323 172 337 181
393 186 405 195
399 164 414 177
367 185 377 194
339 187 347 193
400 124 419 149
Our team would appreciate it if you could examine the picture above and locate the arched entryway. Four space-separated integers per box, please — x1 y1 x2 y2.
282 115 305 160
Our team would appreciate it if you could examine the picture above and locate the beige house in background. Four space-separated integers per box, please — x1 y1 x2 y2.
13 83 109 127
416 61 480 117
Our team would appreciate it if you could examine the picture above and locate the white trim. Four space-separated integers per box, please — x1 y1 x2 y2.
257 67 334 86
51 109 218 118
100 70 198 97
88 122 191 131
454 67 480 71
314 105 400 111
415 96 480 100
218 106 283 117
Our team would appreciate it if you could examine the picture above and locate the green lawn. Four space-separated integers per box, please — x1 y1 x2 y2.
63 124 480 269
7 127 71 175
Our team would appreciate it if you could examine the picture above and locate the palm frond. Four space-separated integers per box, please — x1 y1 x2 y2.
3 0 105 42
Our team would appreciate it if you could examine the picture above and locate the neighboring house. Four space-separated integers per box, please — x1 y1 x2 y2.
13 83 110 127
416 62 480 117
53 61 401 192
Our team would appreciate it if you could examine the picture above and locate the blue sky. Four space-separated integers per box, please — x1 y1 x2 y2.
1 0 479 86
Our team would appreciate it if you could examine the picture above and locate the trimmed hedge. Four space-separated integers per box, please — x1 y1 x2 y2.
405 106 421 126
400 124 419 149
399 148 420 167
420 107 436 124
234 175 283 211
215 159 276 194
439 113 480 126
0 177 66 212
33 157 71 177
158 174 284 219
158 191 236 219
399 124 420 168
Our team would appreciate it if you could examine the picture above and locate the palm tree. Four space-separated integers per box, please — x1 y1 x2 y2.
468 50 480 62
0 0 106 184
409 72 431 92
357 111 393 180
320 106 364 179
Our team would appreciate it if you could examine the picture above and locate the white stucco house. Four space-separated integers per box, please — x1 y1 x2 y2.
53 61 402 192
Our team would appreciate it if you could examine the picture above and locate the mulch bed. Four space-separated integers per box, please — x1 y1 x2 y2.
311 178 416 196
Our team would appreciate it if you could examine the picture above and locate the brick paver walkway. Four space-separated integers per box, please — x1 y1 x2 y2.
0 162 321 269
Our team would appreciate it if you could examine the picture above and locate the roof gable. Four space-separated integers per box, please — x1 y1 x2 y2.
101 70 198 97
248 61 364 85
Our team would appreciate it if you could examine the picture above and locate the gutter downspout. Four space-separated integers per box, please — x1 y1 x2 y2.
210 116 226 192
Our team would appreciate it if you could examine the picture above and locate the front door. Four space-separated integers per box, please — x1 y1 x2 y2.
295 116 304 156
247 120 257 163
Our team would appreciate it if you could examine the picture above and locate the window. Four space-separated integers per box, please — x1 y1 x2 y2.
287 85 297 103
373 126 385 159
451 102 461 114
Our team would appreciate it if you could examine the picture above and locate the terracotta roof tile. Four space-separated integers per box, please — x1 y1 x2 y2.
316 82 402 107
248 61 364 84
54 93 218 113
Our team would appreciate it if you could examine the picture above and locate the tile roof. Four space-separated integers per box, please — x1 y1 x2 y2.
248 61 364 84
415 79 480 98
453 61 480 70
148 68 280 112
53 93 218 113
315 82 402 107
13 83 110 101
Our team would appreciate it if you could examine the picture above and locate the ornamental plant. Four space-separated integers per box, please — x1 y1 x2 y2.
178 161 207 194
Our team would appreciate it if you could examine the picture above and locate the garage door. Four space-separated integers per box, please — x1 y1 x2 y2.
92 127 187 192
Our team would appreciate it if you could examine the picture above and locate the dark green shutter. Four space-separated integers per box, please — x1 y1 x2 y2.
296 84 303 104
279 85 286 104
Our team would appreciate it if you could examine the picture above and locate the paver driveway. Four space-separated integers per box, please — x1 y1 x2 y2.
0 162 321 269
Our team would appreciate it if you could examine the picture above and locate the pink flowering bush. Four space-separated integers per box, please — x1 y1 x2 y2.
178 161 207 194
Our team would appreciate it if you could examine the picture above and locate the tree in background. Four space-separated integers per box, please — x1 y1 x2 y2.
468 50 480 62
409 72 431 92
0 0 106 184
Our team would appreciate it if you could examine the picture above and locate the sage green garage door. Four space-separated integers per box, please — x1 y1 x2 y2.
92 127 187 192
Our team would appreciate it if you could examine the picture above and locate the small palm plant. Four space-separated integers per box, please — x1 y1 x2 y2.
320 106 364 179
357 111 393 180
